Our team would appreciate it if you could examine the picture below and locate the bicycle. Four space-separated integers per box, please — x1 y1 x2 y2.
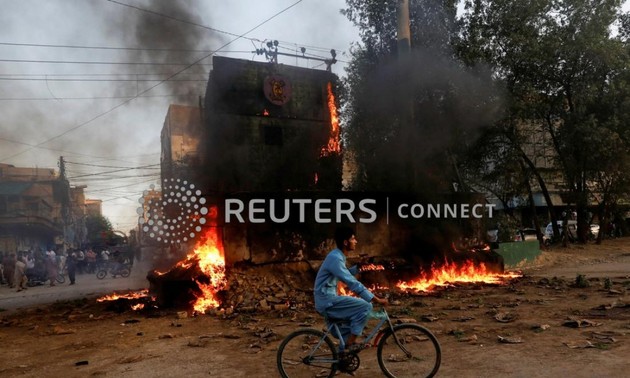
277 307 441 378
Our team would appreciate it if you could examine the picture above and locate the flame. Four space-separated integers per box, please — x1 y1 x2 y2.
397 260 521 292
338 281 388 297
337 282 352 296
359 264 385 272
96 289 149 302
321 82 341 156
263 109 269 116
189 227 227 313
131 303 145 311
314 172 319 185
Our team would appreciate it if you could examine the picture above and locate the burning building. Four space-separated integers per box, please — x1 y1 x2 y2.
145 55 509 314
200 56 342 193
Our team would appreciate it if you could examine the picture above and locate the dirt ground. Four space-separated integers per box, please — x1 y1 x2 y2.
2 239 630 378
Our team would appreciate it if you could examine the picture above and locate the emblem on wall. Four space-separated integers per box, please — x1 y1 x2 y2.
263 75 292 105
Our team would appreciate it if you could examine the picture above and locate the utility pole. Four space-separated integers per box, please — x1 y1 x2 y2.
397 0 416 189
397 0 411 54
58 156 72 252
59 155 66 180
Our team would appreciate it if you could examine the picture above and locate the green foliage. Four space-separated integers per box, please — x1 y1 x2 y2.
575 274 590 288
456 0 630 241
86 214 114 245
604 277 613 290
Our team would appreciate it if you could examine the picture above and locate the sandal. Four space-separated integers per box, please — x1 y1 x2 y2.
344 343 364 354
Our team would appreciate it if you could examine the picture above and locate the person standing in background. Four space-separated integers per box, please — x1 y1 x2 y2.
14 255 27 292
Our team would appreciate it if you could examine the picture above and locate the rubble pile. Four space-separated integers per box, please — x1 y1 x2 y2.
222 261 315 313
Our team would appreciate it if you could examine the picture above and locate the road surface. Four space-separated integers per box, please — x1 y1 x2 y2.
0 260 153 313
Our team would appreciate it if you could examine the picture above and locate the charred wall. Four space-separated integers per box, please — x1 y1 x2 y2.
199 56 342 194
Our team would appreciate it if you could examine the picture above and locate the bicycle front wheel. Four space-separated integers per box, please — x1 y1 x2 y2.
277 328 338 378
377 324 441 378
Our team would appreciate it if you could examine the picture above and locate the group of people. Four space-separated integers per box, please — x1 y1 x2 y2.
0 247 114 292
0 249 63 291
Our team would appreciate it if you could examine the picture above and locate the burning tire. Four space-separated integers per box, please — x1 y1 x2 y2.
377 324 441 378
277 329 338 378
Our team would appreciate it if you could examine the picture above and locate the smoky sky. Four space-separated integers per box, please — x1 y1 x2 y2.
0 0 358 230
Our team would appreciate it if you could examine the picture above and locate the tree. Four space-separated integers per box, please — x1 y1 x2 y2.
86 214 114 246
341 0 502 193
456 0 630 243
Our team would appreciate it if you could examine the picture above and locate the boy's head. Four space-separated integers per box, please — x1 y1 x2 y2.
334 226 356 251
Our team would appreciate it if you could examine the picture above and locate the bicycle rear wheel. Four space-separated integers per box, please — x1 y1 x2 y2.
277 328 338 378
377 324 441 378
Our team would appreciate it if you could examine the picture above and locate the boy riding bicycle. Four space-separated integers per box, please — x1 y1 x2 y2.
313 226 388 352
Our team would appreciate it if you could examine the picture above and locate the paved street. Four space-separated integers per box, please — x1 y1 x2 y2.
0 260 153 313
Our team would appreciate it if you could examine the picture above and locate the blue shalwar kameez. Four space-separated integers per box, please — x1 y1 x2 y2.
314 248 374 343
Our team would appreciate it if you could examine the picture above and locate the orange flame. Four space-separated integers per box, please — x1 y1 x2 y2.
338 282 388 296
321 82 341 156
397 260 521 292
131 303 145 311
189 227 227 313
96 289 149 302
263 109 269 116
359 264 385 272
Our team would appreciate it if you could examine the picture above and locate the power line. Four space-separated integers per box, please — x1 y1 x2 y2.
0 41 234 53
0 94 200 101
104 0 340 53
65 161 159 169
0 58 213 66
68 164 161 179
85 177 159 193
0 77 207 82
0 0 305 163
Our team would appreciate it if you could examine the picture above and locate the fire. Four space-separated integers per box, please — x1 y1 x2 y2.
359 264 385 272
189 227 227 313
131 303 145 311
96 289 149 302
321 82 341 156
338 282 389 297
397 260 521 292
263 109 269 116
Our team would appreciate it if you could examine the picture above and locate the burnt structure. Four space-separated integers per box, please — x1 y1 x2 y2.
201 56 342 194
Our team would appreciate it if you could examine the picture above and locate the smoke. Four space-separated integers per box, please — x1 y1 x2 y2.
346 47 504 193
0 1 226 166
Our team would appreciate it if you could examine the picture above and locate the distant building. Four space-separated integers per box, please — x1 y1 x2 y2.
0 163 87 253
85 199 103 217
160 104 203 183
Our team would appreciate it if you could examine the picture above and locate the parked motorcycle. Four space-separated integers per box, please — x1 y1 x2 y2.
96 262 131 279
26 268 65 286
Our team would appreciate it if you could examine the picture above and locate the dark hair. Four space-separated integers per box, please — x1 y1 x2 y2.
334 226 355 249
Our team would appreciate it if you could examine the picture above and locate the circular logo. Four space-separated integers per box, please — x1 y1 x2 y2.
137 178 208 244
263 75 291 105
